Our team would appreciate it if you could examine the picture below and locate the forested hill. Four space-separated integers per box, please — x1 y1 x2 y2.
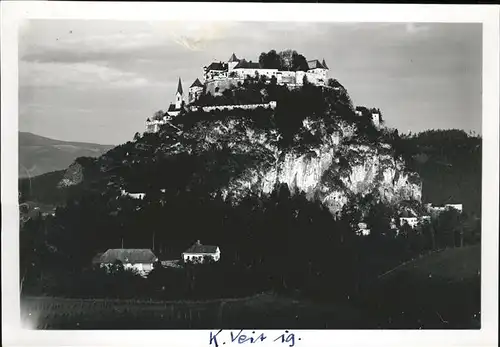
397 129 481 216
20 127 482 218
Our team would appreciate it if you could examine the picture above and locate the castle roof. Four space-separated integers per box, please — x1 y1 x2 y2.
322 58 329 70
176 77 183 95
206 62 226 71
228 53 240 63
190 78 204 88
98 249 157 264
233 59 261 69
307 59 327 70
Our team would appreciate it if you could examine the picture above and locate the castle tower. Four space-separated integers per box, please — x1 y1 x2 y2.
321 58 329 82
321 58 329 70
175 77 184 109
228 53 240 72
188 78 204 104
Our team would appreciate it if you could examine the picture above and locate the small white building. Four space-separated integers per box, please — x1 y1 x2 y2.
120 189 145 200
182 240 220 263
95 249 158 277
371 113 381 129
445 204 463 213
356 222 371 236
354 106 382 128
400 217 419 229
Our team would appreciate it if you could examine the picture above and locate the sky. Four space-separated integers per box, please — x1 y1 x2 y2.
19 21 482 145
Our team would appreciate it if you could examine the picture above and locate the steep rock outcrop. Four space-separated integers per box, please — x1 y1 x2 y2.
57 161 84 188
203 117 422 214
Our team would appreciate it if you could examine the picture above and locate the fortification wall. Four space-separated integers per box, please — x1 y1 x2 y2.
189 101 277 113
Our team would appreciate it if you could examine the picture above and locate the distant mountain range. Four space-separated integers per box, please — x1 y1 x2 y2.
19 132 114 178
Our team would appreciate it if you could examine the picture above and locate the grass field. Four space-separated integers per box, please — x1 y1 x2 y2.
21 245 481 330
379 244 481 282
21 293 365 329
355 245 481 329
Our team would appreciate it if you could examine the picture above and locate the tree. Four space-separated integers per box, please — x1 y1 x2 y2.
421 220 437 250
291 52 309 71
434 209 462 248
153 110 164 120
134 132 141 141
258 50 283 69
366 202 393 238
278 49 295 70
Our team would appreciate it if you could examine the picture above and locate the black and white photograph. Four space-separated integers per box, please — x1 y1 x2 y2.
1 3 499 347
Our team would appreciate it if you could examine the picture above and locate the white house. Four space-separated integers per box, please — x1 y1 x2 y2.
420 215 432 223
355 106 382 128
356 222 371 236
445 204 463 213
120 189 145 200
182 240 220 263
95 248 158 277
371 113 381 129
400 217 419 229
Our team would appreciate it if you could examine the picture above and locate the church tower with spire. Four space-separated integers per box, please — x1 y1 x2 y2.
166 77 184 118
175 77 184 109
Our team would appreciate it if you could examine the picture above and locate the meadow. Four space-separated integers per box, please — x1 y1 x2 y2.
21 245 481 330
21 293 365 329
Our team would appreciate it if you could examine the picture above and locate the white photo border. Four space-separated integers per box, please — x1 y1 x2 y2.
1 2 498 347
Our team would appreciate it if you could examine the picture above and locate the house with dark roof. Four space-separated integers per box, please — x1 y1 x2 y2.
182 240 220 264
95 248 158 276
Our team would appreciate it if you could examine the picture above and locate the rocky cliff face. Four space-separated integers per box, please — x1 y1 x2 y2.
203 117 422 214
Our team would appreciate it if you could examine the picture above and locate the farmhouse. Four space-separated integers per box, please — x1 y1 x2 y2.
182 240 220 263
95 248 158 276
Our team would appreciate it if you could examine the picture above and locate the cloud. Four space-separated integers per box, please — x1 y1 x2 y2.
19 61 157 89
164 21 239 51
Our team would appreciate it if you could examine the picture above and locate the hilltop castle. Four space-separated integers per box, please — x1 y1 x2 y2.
202 53 330 95
145 53 380 133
